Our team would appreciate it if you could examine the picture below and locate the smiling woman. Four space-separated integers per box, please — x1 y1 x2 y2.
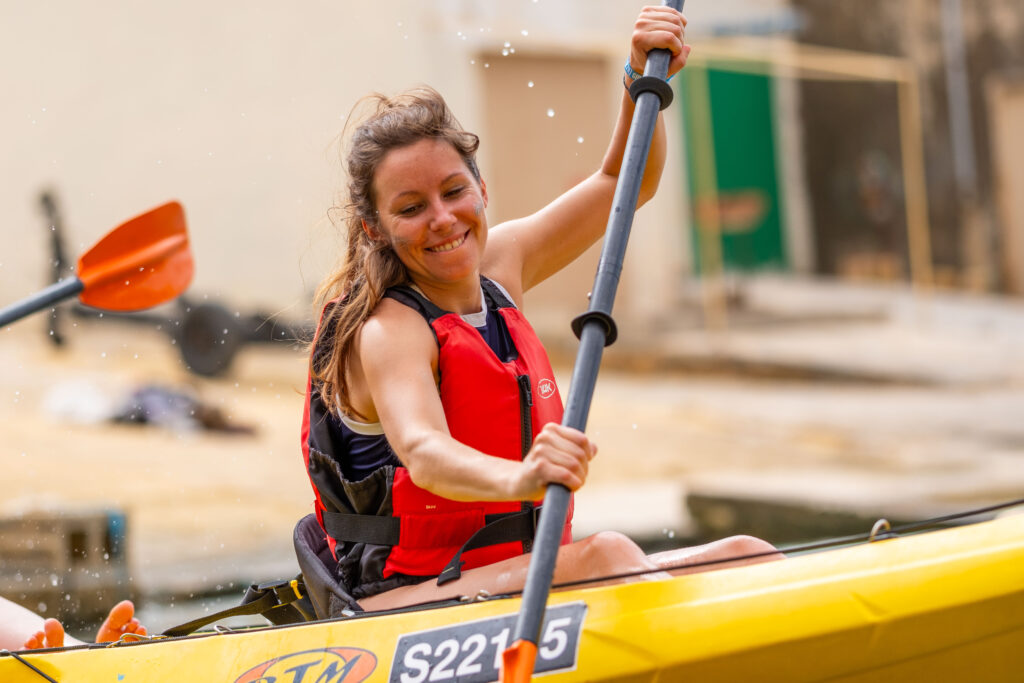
370 139 489 293
296 5 777 618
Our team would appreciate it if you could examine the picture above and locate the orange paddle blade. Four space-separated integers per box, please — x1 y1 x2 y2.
77 201 193 311
500 640 537 683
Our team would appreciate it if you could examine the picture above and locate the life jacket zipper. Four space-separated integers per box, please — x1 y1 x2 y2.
517 374 533 460
517 373 536 553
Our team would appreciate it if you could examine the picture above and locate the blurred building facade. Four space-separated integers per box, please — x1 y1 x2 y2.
2 0 1023 354
0 0 790 347
790 0 1024 291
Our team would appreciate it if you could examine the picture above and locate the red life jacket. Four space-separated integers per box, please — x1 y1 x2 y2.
301 278 573 585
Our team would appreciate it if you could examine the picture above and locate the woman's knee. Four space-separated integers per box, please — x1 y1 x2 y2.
577 531 649 570
720 534 777 555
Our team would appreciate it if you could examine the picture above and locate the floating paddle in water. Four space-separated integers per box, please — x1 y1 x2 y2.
0 201 193 328
500 1 683 680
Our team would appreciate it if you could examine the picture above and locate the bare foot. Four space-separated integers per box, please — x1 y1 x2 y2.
95 600 147 643
21 618 65 650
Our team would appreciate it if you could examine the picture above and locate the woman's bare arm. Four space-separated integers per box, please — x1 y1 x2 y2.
483 6 689 296
357 300 594 502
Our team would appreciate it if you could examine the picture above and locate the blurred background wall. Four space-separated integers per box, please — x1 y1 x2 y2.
2 0 1022 349
0 0 791 344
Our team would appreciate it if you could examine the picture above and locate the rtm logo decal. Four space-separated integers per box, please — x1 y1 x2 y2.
537 378 556 400
235 647 377 683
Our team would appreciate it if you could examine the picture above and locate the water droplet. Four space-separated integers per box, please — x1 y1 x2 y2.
546 108 555 117
521 29 529 36
528 81 534 88
577 136 584 143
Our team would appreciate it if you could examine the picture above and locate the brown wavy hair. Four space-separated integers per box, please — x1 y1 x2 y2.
312 86 481 419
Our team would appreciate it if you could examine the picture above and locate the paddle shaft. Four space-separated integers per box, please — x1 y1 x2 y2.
0 201 191 329
507 0 683 670
0 277 83 328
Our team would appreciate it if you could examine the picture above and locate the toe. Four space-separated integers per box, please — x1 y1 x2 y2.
21 630 45 650
42 619 65 648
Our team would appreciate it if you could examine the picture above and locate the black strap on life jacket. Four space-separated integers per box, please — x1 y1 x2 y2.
384 275 515 324
321 509 403 546
436 507 541 585
322 507 540 585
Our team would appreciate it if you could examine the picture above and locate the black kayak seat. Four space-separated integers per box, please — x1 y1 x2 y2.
293 513 362 618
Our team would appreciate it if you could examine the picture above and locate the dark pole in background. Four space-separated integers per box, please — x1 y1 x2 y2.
40 191 71 345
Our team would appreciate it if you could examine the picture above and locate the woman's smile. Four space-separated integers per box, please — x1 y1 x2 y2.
426 231 468 253
371 138 489 302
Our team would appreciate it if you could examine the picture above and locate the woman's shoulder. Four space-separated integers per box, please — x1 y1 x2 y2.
311 293 419 359
361 296 436 348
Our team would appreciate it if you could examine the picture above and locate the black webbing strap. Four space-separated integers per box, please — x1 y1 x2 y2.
322 509 537 549
322 510 401 546
436 508 539 586
161 576 314 637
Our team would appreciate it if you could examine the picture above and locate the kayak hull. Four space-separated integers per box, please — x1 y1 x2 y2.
3 514 1023 682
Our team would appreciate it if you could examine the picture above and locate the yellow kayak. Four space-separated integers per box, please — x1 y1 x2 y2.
3 513 1023 682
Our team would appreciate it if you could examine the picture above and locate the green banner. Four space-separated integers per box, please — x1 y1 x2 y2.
681 65 787 273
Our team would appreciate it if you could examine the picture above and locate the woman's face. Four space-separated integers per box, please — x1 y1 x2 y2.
371 138 488 290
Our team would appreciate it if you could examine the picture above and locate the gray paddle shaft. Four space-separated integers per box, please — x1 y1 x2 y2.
510 0 685 659
0 277 83 327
